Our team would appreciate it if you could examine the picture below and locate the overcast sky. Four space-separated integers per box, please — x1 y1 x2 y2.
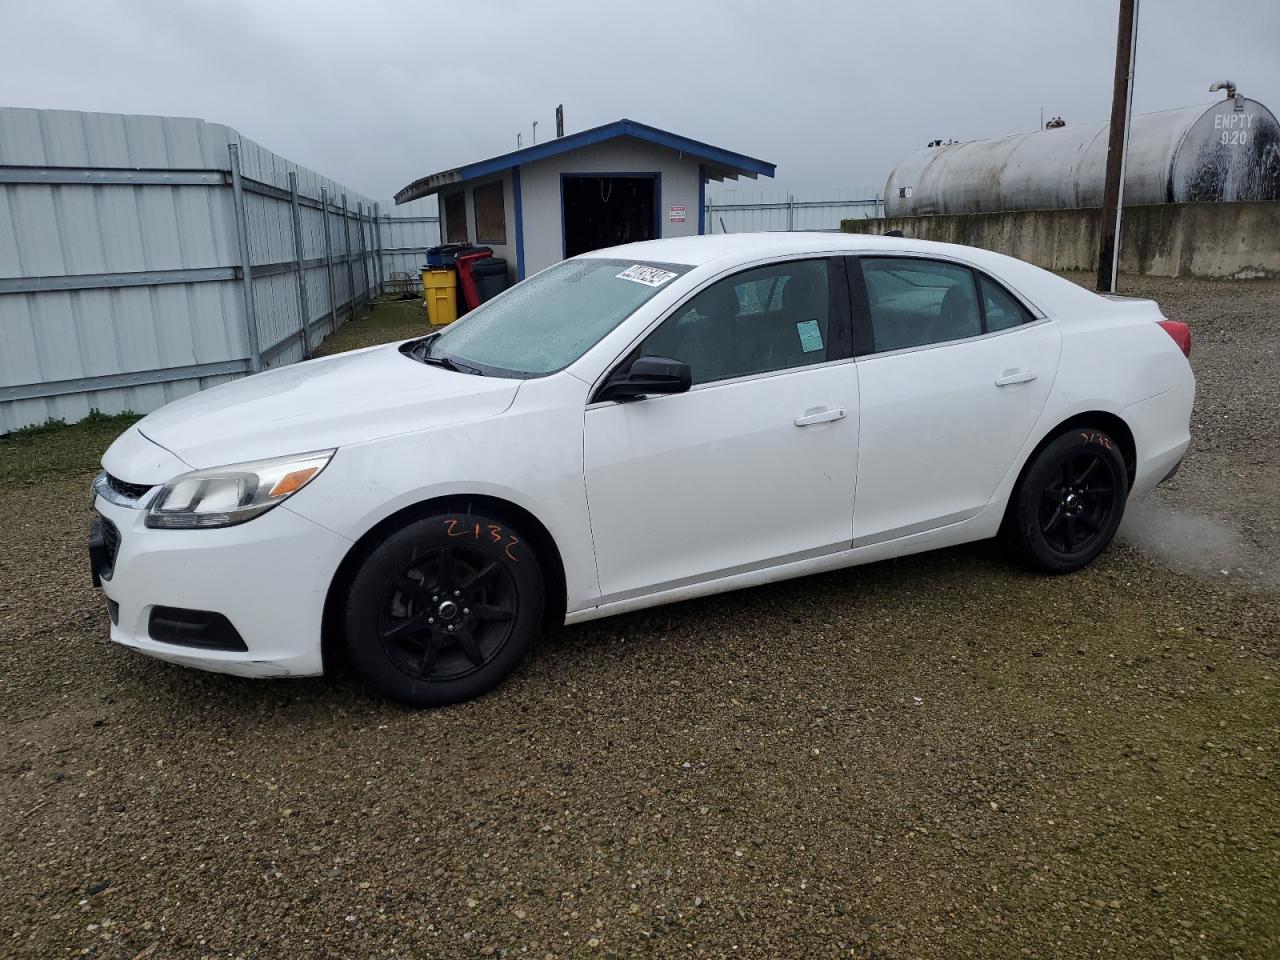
2 0 1277 203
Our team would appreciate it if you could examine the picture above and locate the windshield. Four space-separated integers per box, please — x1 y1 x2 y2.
427 258 690 377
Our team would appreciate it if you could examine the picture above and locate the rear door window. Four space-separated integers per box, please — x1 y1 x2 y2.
858 258 982 352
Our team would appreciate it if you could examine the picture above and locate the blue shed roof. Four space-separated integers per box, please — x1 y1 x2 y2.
394 118 775 204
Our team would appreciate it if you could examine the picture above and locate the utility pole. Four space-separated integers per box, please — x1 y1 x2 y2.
532 120 538 145
1096 0 1139 292
555 104 564 138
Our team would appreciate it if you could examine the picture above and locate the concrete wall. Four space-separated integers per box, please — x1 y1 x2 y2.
841 200 1280 279
519 138 703 276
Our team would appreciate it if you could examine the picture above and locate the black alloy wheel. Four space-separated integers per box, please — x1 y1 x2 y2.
1006 428 1129 573
378 544 518 682
1038 450 1115 556
344 512 544 706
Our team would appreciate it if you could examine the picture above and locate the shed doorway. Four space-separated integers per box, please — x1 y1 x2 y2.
562 175 657 258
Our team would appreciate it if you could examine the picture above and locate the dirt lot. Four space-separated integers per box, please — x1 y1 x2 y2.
1 279 1277 959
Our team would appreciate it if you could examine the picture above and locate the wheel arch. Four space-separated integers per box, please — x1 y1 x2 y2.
1001 410 1137 529
320 494 568 675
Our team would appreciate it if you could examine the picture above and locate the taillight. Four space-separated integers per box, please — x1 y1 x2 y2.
1157 319 1191 358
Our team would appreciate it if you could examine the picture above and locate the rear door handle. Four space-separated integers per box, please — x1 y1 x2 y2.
994 369 1037 387
794 407 846 427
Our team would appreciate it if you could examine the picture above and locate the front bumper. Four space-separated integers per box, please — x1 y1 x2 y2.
91 496 352 678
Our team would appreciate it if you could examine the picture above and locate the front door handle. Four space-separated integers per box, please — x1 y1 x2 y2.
994 369 1038 387
794 407 846 427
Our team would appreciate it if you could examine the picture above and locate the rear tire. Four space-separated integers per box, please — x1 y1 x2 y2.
1005 428 1129 574
343 511 544 706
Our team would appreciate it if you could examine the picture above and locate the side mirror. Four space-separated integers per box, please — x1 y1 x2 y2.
597 355 692 402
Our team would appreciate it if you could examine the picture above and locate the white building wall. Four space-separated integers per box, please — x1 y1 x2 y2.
516 139 704 276
438 169 517 283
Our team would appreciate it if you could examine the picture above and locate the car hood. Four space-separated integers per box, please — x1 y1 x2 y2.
122 342 521 475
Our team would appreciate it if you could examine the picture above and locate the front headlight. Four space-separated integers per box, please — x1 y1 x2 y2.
145 450 335 529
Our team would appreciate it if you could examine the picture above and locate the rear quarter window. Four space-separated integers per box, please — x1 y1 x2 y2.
979 274 1034 331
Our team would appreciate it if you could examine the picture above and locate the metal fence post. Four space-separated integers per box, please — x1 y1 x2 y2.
787 193 795 232
321 186 338 333
372 202 384 296
227 143 262 373
341 193 357 317
288 171 311 357
356 201 368 305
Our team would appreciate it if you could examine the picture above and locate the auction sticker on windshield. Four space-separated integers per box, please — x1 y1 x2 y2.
615 265 678 287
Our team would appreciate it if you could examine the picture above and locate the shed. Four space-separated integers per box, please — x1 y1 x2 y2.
394 119 775 281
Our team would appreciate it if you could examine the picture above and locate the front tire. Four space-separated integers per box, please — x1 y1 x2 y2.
343 512 544 706
1006 428 1129 574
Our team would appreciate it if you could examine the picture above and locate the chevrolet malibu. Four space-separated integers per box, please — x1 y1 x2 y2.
90 234 1194 706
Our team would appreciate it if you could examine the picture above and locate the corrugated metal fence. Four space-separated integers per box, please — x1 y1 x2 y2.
705 187 883 233
0 108 439 433
380 201 440 280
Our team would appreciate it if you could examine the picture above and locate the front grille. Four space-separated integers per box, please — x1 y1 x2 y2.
100 515 121 572
106 473 152 501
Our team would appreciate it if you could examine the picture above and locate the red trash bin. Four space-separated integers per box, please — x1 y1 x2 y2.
455 250 493 313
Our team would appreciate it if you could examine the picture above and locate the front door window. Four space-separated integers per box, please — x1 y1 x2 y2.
638 259 841 384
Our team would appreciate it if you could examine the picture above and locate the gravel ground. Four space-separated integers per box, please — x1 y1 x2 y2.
1 278 1277 959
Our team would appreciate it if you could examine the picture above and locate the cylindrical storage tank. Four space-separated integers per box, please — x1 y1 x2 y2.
884 96 1280 216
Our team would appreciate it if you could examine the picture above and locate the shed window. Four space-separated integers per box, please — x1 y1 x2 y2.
473 181 506 244
444 192 468 243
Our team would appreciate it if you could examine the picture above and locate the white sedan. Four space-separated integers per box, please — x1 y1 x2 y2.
91 234 1194 705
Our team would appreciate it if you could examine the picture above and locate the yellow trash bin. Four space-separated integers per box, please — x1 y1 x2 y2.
422 268 458 326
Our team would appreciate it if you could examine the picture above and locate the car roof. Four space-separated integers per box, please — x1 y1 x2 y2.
581 232 1103 315
578 231 996 267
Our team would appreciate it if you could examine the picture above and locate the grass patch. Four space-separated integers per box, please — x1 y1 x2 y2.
312 298 430 357
0 410 142 487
